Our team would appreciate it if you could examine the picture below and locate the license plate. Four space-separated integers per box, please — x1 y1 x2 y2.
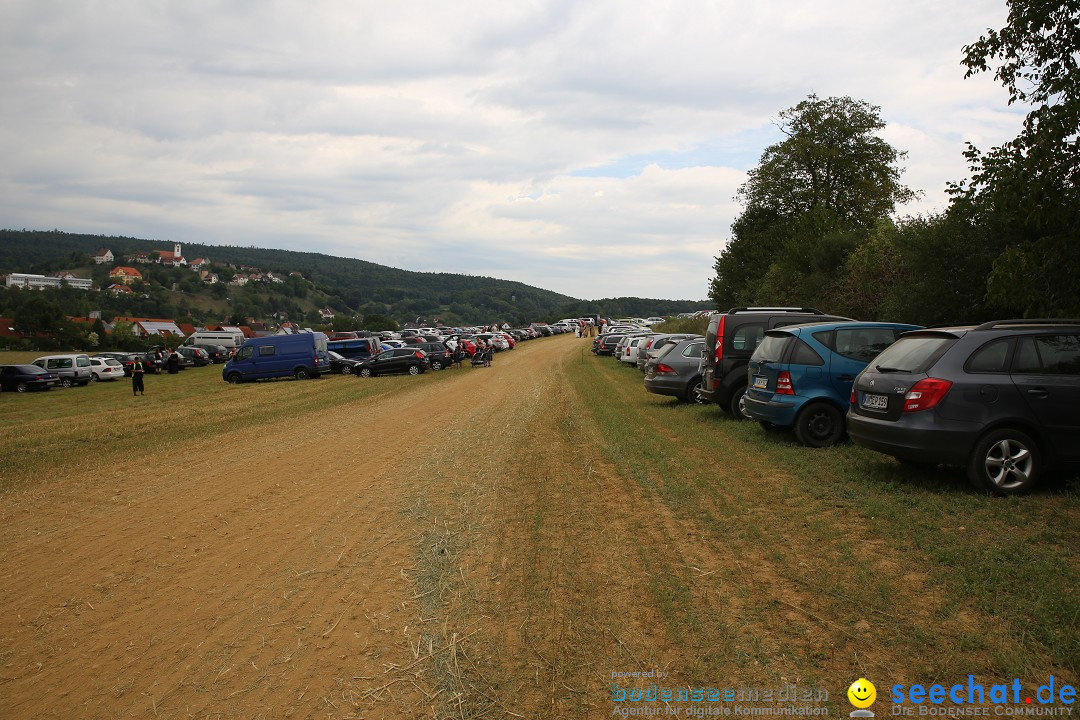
752 375 768 389
860 393 888 411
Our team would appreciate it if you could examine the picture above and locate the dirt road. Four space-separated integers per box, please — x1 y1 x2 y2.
6 335 1072 719
0 337 680 719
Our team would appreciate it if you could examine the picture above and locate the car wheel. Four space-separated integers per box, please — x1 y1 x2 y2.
61 378 73 389
728 385 750 420
16 382 28 393
408 365 421 376
687 379 705 404
341 365 353 375
967 428 1041 495
89 374 99 383
793 402 845 447
227 373 243 384
359 367 373 378
294 367 310 380
431 360 443 371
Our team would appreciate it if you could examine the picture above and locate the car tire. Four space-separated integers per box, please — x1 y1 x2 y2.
430 360 443 371
359 367 373 378
89 374 99 383
408 365 421 376
227 373 243 384
793 402 845 448
61 378 73 389
728 385 750 420
341 365 352 375
294 367 310 380
687 379 705 404
967 428 1041 495
16 382 28 393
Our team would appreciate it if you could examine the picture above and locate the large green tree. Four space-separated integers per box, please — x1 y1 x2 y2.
952 0 1079 315
710 95 915 309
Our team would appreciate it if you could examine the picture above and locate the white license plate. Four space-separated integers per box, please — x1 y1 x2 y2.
861 393 888 411
752 375 768 389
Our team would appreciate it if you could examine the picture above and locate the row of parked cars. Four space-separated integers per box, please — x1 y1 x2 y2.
594 308 1080 495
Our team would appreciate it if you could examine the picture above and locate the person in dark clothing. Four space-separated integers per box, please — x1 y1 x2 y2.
167 351 179 374
132 357 145 396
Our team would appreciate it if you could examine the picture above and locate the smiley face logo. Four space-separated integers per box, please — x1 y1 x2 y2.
848 678 876 709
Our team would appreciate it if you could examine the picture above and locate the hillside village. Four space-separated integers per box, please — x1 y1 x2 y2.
1 242 342 347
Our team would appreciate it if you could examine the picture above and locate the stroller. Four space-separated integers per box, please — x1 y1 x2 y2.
471 347 492 367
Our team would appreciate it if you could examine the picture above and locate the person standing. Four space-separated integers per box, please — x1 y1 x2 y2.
132 356 145 396
167 350 179 374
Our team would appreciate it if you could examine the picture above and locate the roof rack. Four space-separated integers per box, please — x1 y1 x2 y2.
972 319 1080 331
725 307 824 314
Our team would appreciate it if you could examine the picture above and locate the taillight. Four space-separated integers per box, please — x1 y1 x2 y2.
714 315 726 362
655 363 676 375
903 378 952 412
415 352 424 359
850 387 856 405
776 371 794 395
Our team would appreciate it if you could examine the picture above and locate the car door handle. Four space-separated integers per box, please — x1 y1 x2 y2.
1027 387 1049 399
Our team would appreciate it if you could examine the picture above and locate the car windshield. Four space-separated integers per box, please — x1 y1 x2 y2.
870 335 956 374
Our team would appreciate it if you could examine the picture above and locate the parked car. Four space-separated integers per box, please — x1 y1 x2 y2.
193 344 230 363
32 354 93 387
413 342 453 370
0 364 59 392
594 333 629 356
222 332 330 383
327 337 381 361
327 350 362 374
89 356 126 382
177 346 210 366
95 351 138 376
743 321 922 447
643 337 708 403
700 307 851 419
354 348 429 377
637 334 702 372
848 319 1080 494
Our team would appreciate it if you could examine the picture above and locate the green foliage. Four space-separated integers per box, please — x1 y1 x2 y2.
362 313 398 331
952 0 1080 316
710 95 915 313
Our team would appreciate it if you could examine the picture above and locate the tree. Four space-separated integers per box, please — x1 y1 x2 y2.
711 95 915 309
953 0 1080 315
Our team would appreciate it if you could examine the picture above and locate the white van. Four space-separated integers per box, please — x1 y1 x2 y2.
184 331 246 349
32 354 93 387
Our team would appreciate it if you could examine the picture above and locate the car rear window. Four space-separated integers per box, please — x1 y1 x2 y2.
869 335 956 374
752 334 792 363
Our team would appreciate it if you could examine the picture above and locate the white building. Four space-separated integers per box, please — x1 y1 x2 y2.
6 273 93 291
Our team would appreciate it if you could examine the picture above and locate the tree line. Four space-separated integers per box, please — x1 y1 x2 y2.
709 0 1079 324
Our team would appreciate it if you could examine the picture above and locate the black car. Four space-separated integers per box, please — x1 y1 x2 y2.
354 348 429 377
192 344 230 363
177 346 210 367
413 342 453 370
327 350 362 374
848 319 1080 494
699 307 850 418
0 364 60 392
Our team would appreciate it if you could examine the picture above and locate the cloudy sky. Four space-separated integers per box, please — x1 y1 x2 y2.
1 1 1022 301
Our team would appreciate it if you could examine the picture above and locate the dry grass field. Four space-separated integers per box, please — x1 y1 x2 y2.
0 338 1076 719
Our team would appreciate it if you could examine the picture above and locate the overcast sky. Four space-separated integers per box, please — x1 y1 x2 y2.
1 1 1022 301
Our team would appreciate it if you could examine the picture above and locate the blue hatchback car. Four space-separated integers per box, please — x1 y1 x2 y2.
744 321 922 446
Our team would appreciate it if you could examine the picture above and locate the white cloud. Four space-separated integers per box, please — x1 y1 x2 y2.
0 0 1019 302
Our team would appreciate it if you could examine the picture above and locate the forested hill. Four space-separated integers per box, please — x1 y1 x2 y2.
0 229 711 325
